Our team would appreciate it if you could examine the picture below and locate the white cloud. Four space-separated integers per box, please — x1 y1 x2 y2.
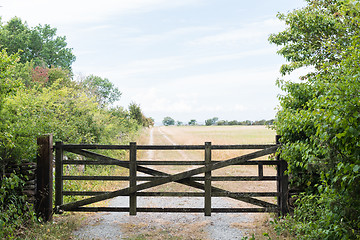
81 46 278 82
116 26 219 45
1 0 203 26
189 17 285 46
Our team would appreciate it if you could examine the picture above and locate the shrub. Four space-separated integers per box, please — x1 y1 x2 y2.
0 173 37 239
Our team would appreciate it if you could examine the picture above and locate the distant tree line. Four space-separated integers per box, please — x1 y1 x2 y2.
162 116 274 126
213 119 274 126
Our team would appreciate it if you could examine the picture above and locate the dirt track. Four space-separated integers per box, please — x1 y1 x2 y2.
73 127 276 239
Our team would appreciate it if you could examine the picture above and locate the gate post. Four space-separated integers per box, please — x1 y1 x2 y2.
36 134 53 222
55 141 64 212
204 142 212 216
129 142 137 215
279 160 289 216
276 135 289 216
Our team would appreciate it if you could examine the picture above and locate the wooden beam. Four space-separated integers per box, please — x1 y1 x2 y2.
69 207 278 213
62 191 279 197
204 142 211 216
61 175 278 181
36 135 53 222
129 142 137 215
58 144 277 150
55 141 63 212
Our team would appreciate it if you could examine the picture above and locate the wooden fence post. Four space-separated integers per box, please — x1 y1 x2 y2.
55 141 64 212
204 142 212 216
276 135 289 216
280 160 289 216
36 134 53 222
129 142 137 215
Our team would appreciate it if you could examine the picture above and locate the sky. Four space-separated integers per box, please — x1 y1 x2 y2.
1 0 307 125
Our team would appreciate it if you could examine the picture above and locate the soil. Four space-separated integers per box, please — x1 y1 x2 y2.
73 127 276 240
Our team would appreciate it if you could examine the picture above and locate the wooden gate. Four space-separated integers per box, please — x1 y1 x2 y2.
54 139 288 216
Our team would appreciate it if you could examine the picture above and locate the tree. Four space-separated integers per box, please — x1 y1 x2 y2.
188 119 197 126
162 116 175 126
269 1 360 238
205 117 218 126
127 102 153 127
128 102 143 126
81 75 121 107
0 17 76 70
0 49 20 173
0 49 20 110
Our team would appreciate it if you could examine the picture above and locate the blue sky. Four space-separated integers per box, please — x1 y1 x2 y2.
1 0 307 124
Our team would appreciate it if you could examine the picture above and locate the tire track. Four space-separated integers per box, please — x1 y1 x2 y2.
157 127 190 160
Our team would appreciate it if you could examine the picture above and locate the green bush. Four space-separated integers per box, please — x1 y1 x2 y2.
0 173 37 239
269 0 360 239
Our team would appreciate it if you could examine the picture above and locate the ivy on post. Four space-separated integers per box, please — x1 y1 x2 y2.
36 134 53 222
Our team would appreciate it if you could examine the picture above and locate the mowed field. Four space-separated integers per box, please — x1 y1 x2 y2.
136 125 277 201
138 125 276 145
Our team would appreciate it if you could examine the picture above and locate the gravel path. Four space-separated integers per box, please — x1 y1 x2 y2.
73 127 265 240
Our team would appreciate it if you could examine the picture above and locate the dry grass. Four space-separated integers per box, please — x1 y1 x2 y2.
157 125 276 145
120 219 209 240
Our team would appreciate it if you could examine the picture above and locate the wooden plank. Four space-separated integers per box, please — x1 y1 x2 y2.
211 144 277 150
63 155 280 167
59 144 277 150
258 163 263 179
62 176 129 181
62 191 279 197
136 144 277 150
55 141 64 211
61 159 281 166
137 161 205 165
63 160 128 166
112 160 280 166
69 207 278 213
280 160 289 216
61 144 130 150
204 142 211 216
63 191 109 196
192 176 278 181
62 175 277 181
65 150 129 168
59 146 278 211
129 142 137 215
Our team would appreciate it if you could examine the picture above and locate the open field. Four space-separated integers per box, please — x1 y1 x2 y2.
149 125 276 145
137 125 276 160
